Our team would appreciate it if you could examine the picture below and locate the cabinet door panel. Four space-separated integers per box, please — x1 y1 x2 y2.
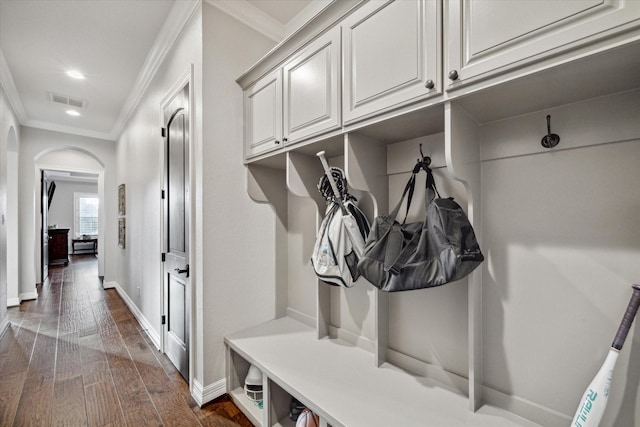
343 0 441 124
284 28 341 144
245 69 282 158
447 0 640 87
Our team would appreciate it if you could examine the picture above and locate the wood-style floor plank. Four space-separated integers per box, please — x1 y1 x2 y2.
0 255 253 426
51 375 88 426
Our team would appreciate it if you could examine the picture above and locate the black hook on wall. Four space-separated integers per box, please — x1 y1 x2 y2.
413 143 432 173
541 115 560 148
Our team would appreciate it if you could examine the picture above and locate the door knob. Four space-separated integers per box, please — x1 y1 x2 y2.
174 264 190 278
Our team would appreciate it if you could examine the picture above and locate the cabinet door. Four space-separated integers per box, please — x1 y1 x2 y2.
283 28 341 145
342 0 441 124
244 69 283 159
446 0 640 88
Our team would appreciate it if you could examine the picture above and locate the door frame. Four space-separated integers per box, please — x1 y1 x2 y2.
36 164 105 284
159 66 195 387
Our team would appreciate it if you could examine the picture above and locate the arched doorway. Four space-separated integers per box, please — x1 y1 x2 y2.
34 148 106 287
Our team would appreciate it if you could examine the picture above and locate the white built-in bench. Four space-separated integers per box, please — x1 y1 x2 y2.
225 317 540 427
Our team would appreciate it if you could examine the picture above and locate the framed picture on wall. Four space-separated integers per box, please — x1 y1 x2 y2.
118 218 126 249
118 183 126 216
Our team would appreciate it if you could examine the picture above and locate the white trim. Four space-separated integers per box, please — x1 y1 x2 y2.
192 378 227 407
19 291 37 301
285 0 333 37
159 66 195 388
73 192 99 239
0 48 28 123
0 318 10 340
7 298 20 307
112 282 161 350
24 119 115 141
286 307 315 328
385 347 569 426
110 0 201 140
329 325 375 354
205 0 285 42
103 281 117 289
482 384 570 426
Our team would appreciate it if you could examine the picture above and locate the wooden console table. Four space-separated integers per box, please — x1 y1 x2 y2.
72 238 98 254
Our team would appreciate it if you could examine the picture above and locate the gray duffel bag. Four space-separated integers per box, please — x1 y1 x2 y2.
357 162 484 292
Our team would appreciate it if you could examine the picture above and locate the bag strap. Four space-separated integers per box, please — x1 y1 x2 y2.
384 227 423 275
425 165 440 204
384 164 442 276
388 173 417 225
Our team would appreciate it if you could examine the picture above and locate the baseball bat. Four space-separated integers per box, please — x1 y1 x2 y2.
570 284 640 427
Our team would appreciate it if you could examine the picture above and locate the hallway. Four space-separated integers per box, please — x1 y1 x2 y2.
0 255 252 426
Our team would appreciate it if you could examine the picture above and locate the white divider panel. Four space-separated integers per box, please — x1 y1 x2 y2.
247 164 288 319
445 101 482 411
286 152 326 336
344 132 389 366
286 152 325 211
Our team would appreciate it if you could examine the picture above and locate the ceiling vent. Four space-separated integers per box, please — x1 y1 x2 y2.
48 92 87 109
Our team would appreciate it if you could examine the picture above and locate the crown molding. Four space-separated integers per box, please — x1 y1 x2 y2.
0 48 28 123
110 0 201 140
205 0 285 42
285 0 334 38
25 119 115 142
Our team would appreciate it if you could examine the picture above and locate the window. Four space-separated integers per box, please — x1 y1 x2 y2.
74 193 99 236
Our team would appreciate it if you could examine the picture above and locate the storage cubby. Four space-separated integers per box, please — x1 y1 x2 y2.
267 380 296 427
226 348 264 426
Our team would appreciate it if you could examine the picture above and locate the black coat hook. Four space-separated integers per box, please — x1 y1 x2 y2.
413 143 432 173
541 115 560 148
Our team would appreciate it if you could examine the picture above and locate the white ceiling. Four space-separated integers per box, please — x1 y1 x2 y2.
0 0 317 141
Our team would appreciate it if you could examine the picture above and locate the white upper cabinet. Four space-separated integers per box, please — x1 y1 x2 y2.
342 0 441 125
284 28 341 144
244 68 283 159
446 0 640 88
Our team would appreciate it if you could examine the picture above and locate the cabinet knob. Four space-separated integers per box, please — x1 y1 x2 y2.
275 140 280 145
425 79 435 90
448 70 459 81
283 138 288 143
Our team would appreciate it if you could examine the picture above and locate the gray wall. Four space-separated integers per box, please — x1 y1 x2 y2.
0 84 21 326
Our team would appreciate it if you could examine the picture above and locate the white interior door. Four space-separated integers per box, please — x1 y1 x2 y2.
163 85 190 381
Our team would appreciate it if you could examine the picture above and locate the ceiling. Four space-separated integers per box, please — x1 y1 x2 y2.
0 0 316 141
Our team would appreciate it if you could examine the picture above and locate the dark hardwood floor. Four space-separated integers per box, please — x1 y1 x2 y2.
0 255 253 427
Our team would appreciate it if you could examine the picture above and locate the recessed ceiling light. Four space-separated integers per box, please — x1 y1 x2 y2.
66 70 85 80
66 109 80 116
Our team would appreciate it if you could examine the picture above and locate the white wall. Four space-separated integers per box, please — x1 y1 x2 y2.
0 84 20 323
114 2 277 393
115 1 202 379
18 127 116 299
201 3 277 386
480 90 640 423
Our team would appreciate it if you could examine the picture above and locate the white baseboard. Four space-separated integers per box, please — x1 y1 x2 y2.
385 347 568 427
192 377 227 407
482 384 570 427
7 297 20 307
112 282 161 350
103 280 117 289
19 291 37 301
0 317 10 339
286 307 315 328
328 325 375 353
